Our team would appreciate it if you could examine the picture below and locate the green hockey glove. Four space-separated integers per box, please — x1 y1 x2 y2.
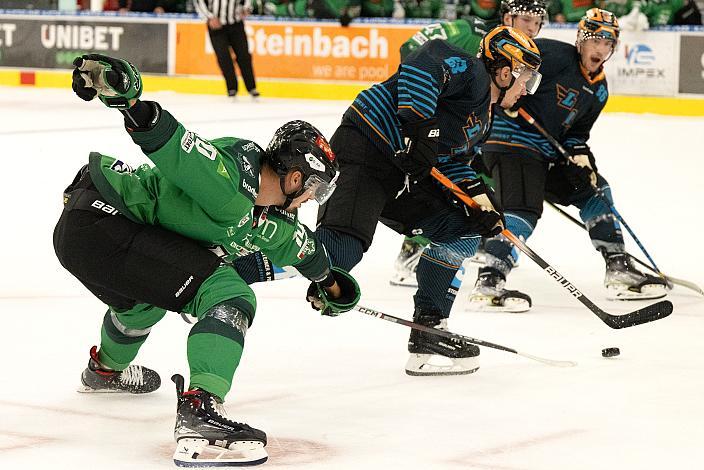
72 54 142 109
306 267 361 317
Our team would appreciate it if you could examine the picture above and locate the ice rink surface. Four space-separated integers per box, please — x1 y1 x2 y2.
1 87 703 470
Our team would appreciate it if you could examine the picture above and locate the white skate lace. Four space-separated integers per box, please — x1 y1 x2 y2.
119 365 144 386
209 398 248 428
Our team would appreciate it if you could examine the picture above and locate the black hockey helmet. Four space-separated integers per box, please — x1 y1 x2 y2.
265 120 339 206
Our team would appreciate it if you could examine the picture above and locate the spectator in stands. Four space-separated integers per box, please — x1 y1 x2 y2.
398 0 445 18
257 0 309 16
456 0 501 21
119 0 181 12
361 0 395 16
309 0 362 25
599 0 701 26
548 0 595 22
194 0 260 98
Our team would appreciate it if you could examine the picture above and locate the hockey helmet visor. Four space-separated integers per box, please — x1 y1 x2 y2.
303 172 338 205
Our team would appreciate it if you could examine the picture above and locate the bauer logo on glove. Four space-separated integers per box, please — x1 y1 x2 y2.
72 54 142 110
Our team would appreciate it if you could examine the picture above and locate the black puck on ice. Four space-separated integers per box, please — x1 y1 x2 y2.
601 347 620 358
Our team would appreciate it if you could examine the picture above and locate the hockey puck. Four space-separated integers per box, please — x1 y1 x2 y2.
601 347 620 358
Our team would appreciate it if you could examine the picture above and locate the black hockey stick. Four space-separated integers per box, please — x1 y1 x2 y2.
516 108 671 286
546 201 704 296
431 168 673 329
355 305 577 367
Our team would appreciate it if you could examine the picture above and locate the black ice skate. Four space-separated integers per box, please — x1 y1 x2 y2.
467 268 532 313
389 239 423 288
78 346 161 394
406 308 480 376
603 252 668 300
172 374 268 467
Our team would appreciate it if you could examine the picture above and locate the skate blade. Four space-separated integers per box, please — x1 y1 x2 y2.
606 284 668 301
466 296 530 313
405 354 480 376
389 274 418 288
173 438 268 467
77 385 124 393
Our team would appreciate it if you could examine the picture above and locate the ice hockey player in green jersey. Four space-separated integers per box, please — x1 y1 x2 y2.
392 0 547 288
54 54 360 467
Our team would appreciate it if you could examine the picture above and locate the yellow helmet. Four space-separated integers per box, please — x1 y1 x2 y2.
578 8 620 45
480 25 542 94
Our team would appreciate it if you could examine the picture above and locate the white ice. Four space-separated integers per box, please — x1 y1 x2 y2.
1 87 703 470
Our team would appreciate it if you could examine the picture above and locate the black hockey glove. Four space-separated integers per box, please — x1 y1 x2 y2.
564 143 598 192
72 54 142 109
394 118 440 184
306 267 361 317
450 178 505 237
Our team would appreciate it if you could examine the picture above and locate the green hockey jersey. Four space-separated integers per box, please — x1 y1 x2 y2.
399 16 494 59
87 106 331 282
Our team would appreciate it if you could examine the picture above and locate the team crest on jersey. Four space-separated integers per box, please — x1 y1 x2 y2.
451 113 485 156
109 160 133 173
463 113 483 142
444 57 467 75
556 84 580 111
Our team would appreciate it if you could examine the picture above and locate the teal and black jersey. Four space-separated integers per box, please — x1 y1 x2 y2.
483 39 609 161
343 39 492 169
87 105 331 282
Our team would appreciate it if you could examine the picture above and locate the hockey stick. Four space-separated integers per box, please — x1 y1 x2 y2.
355 305 577 367
431 167 673 329
517 108 670 285
546 201 704 296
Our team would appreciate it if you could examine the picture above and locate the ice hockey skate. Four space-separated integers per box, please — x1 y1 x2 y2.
406 308 480 376
468 240 519 267
603 252 668 300
467 268 532 313
78 346 161 394
389 239 423 287
172 374 268 467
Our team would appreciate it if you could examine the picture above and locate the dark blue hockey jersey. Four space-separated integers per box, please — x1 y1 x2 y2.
483 38 609 160
343 39 492 181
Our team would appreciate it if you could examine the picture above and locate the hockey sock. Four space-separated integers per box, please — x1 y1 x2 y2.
187 302 250 400
577 187 626 253
483 212 535 275
586 213 625 253
315 227 365 271
98 304 167 371
414 237 480 316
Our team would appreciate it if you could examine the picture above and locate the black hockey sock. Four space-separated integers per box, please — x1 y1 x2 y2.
315 227 364 271
414 237 480 316
586 213 625 254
